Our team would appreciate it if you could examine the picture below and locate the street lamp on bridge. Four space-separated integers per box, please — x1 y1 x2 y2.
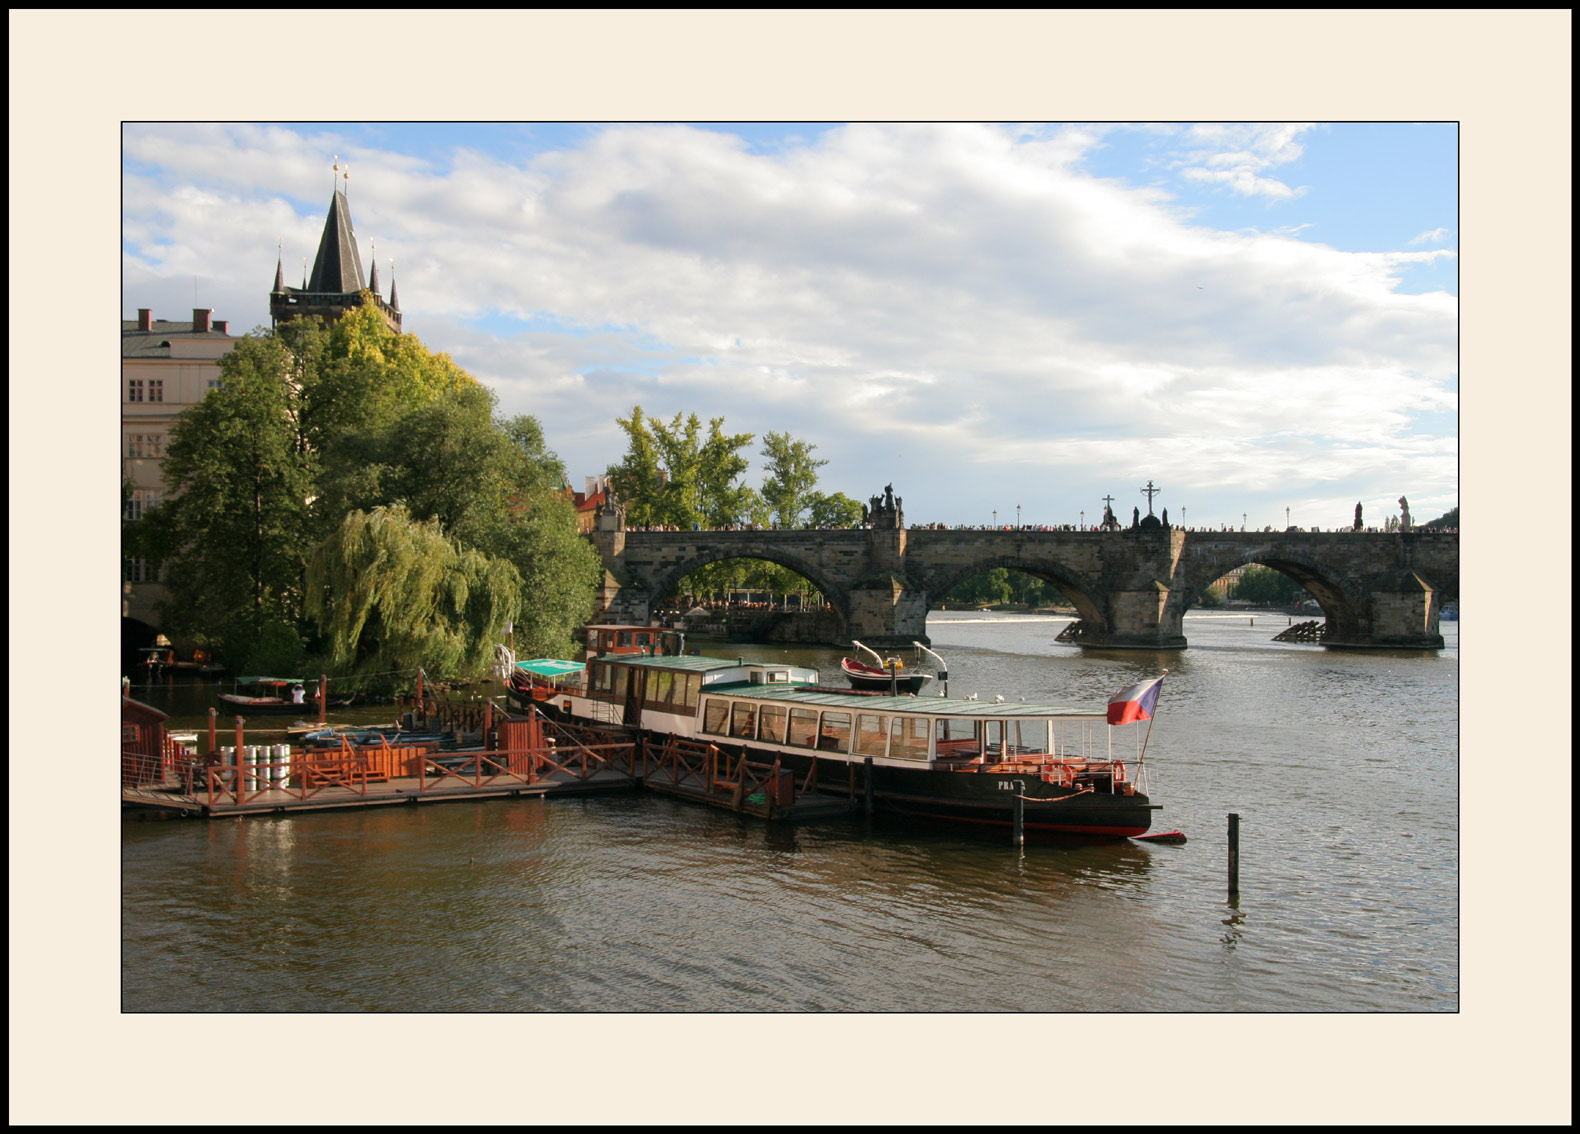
992 509 997 528
1017 504 1021 530
1242 513 1247 531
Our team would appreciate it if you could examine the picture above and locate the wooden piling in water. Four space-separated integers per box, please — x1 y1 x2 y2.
1228 812 1240 897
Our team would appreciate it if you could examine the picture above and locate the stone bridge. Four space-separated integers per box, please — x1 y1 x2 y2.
588 526 1459 650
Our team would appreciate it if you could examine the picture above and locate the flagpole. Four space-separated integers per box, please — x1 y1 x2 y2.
1138 670 1168 763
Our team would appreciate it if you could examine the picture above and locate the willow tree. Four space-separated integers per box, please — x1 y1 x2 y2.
305 505 522 678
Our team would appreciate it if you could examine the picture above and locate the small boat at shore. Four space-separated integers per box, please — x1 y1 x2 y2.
217 677 318 716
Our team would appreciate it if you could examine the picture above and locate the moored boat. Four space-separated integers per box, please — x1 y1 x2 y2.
840 656 934 695
520 648 1164 839
217 677 318 716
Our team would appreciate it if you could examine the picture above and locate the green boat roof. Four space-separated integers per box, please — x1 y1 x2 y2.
593 653 756 674
704 684 1104 719
514 658 586 678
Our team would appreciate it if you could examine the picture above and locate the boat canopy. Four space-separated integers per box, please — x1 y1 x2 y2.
236 676 307 686
514 658 586 679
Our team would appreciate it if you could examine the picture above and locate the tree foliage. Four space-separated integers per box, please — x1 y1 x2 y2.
142 300 598 675
305 505 522 678
606 406 756 528
760 432 827 527
807 491 864 528
143 333 316 666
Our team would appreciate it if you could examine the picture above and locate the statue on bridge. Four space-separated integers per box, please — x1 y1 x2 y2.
1398 496 1412 532
1354 502 1364 531
865 483 904 530
1132 506 1140 529
1101 504 1118 530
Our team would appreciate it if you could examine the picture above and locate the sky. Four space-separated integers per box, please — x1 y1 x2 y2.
121 120 1459 531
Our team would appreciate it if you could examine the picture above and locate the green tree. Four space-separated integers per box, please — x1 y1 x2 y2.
147 303 598 675
607 406 756 529
807 491 864 528
304 505 522 678
143 333 316 667
759 432 827 527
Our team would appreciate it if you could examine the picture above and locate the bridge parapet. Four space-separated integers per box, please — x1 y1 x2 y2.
587 526 1457 651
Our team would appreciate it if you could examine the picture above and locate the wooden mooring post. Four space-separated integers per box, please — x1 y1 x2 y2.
863 757 873 816
1228 812 1240 897
1012 794 1024 847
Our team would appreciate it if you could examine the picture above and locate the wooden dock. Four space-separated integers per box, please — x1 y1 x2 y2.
122 766 634 819
122 702 854 825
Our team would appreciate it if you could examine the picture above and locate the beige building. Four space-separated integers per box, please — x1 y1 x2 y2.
121 307 240 626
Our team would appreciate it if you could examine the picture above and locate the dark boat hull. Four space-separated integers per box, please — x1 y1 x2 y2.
216 694 315 716
695 741 1155 838
840 660 934 695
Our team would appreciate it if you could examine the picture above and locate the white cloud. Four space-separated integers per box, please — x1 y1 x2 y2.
1409 227 1452 245
121 122 1458 528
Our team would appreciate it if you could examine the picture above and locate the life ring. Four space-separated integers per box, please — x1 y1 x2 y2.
1113 759 1127 784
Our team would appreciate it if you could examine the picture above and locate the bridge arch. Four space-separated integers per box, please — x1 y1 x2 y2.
643 547 853 627
921 556 1108 628
1172 547 1377 643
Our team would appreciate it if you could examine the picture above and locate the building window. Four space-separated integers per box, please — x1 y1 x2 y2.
127 379 144 403
125 490 160 522
125 434 162 459
125 558 154 583
148 379 164 403
207 378 223 391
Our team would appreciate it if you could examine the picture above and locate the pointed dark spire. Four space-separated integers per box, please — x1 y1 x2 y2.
388 262 399 313
368 241 380 298
306 189 366 294
273 248 286 294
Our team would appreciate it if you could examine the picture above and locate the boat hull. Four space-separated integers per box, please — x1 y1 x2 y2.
216 694 315 716
672 741 1155 838
840 660 933 695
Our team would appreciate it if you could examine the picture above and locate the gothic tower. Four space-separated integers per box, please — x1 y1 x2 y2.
270 178 401 333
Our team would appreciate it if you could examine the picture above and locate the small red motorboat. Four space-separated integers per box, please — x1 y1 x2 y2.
840 656 933 695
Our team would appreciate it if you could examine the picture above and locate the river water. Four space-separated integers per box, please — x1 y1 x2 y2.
120 611 1459 1014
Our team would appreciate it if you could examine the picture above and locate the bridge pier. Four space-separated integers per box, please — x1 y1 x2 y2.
846 575 930 649
1325 571 1446 650
1081 586 1188 650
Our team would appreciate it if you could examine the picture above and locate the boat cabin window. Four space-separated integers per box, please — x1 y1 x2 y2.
818 711 851 753
981 720 1006 761
758 704 787 744
678 673 700 711
702 698 729 736
611 667 629 701
786 707 819 749
854 713 889 758
590 661 613 696
616 630 632 648
934 717 978 759
649 670 674 706
889 716 929 761
731 702 757 739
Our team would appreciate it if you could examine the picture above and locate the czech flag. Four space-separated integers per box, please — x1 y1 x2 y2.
1107 675 1165 725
